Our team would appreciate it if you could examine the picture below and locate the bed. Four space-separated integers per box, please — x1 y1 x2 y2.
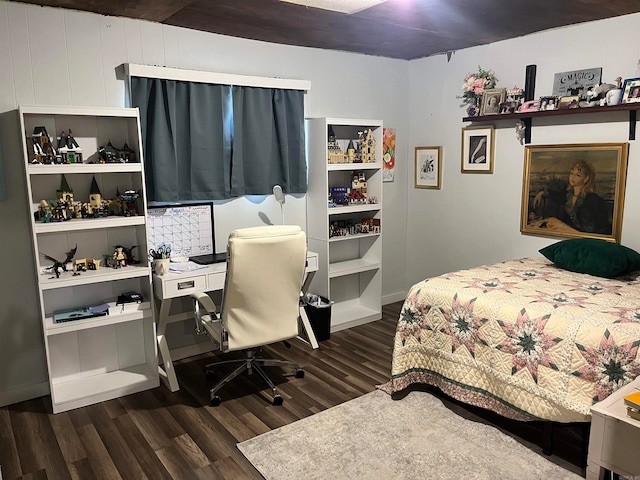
380 253 640 423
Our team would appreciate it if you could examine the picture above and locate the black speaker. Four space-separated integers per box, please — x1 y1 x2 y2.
524 65 537 101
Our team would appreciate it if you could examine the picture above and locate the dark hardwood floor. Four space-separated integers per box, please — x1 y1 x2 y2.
0 301 587 479
0 302 401 479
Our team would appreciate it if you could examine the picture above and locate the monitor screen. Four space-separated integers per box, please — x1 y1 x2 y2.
147 202 215 258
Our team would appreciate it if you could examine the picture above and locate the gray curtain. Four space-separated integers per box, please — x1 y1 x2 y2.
231 86 307 196
131 77 232 201
131 77 306 201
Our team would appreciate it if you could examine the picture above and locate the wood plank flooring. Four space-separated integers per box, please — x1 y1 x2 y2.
0 301 586 479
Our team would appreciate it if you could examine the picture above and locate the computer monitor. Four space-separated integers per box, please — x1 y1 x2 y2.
147 202 215 258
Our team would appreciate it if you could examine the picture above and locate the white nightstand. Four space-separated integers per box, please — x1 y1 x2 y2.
587 376 640 480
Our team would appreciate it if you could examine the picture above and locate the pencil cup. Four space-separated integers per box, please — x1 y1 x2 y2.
154 258 170 276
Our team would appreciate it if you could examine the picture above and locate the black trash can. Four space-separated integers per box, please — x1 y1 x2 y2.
303 293 333 341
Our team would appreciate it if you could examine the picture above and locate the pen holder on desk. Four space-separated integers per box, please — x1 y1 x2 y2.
154 258 170 276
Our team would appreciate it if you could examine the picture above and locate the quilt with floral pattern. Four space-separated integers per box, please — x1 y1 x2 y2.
380 257 640 422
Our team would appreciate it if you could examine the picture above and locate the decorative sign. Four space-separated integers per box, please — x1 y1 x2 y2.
552 67 602 99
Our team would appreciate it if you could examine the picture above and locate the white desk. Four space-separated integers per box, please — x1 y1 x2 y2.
152 251 319 392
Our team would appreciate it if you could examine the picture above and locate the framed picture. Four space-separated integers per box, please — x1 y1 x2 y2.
480 88 506 115
521 143 629 242
414 146 442 189
557 95 580 110
498 101 517 114
620 77 640 104
538 96 558 111
461 126 494 173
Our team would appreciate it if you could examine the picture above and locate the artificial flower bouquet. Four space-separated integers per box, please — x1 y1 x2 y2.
458 66 498 111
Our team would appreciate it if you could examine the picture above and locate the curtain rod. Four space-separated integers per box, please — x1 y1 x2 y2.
122 64 311 91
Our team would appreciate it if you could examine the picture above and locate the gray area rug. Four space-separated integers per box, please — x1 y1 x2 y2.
237 390 582 480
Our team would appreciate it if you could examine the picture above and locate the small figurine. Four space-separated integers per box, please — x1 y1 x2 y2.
515 121 526 145
113 245 127 268
41 244 77 278
118 189 140 216
122 245 140 265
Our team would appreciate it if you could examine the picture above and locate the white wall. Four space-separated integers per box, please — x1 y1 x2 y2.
0 0 410 404
3 0 639 407
405 14 640 288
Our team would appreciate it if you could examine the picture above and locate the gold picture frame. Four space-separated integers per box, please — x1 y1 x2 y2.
461 126 494 173
521 143 629 242
415 146 442 189
557 95 580 110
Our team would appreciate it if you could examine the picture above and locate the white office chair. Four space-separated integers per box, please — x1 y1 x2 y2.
190 225 307 406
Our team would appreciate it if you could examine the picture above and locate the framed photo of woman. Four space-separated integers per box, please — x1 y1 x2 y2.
461 125 494 173
520 143 629 242
480 88 506 115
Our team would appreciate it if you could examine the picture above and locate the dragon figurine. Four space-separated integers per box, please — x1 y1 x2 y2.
41 244 77 278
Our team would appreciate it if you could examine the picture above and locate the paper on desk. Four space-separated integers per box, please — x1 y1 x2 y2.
169 261 208 273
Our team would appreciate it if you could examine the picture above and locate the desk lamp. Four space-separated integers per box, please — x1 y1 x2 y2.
273 185 285 224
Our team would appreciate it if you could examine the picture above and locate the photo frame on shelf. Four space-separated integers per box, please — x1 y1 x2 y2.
620 77 640 104
498 101 517 114
480 88 506 116
414 146 442 189
538 96 558 111
521 142 628 242
461 126 494 174
557 95 580 109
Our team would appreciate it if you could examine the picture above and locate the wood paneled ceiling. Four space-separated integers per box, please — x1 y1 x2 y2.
14 0 640 60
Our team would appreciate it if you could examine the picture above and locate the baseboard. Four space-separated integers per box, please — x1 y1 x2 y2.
383 291 406 305
0 381 49 408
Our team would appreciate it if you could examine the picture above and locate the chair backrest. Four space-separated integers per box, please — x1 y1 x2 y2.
221 225 307 351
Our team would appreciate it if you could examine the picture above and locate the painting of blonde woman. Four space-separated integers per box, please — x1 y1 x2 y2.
521 143 629 242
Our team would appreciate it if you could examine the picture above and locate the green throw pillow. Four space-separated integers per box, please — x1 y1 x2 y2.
539 238 640 278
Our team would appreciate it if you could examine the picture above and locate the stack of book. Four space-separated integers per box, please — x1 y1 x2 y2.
624 390 640 421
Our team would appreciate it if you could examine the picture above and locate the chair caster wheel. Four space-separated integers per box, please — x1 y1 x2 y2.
273 395 283 406
295 369 305 378
210 396 221 407
205 371 216 381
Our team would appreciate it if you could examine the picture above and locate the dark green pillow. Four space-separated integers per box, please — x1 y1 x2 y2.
539 238 640 278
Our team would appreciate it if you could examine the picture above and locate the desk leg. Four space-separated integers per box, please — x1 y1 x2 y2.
156 297 180 392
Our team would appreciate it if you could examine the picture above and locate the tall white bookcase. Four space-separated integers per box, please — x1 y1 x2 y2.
306 118 383 331
19 105 158 413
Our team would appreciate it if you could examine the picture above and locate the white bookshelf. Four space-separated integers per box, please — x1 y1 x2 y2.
306 117 383 331
19 105 158 413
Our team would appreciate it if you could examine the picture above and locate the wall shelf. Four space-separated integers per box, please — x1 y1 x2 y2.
464 103 640 143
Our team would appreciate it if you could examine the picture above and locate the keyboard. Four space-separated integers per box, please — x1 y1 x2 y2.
189 252 227 265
